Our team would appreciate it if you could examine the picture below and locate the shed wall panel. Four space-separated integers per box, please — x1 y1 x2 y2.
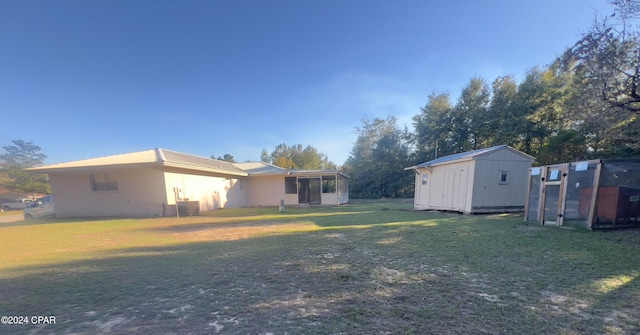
471 159 531 210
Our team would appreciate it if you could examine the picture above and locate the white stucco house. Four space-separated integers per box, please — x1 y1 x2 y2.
27 148 349 218
405 145 534 214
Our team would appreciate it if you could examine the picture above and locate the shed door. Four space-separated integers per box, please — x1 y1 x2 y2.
418 173 429 205
443 168 468 210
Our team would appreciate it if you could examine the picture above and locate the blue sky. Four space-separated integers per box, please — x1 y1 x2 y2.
0 0 614 165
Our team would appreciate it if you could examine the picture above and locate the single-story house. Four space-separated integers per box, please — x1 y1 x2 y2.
27 148 349 218
405 145 535 214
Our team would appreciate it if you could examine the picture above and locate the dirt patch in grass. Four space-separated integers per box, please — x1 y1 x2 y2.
160 220 319 242
156 220 301 232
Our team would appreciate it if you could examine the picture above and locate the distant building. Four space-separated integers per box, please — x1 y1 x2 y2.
28 148 348 218
405 145 534 214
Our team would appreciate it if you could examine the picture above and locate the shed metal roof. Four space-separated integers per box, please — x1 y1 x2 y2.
405 145 535 170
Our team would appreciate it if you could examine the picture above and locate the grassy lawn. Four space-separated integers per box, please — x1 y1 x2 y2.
0 210 22 216
1 200 639 334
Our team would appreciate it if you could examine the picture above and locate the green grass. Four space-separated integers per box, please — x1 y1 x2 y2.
1 199 639 334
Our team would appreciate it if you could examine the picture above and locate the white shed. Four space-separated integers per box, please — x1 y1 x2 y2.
405 145 535 214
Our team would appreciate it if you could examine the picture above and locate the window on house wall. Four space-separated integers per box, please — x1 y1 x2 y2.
285 177 297 194
499 170 509 184
421 174 428 185
91 173 118 191
322 175 336 193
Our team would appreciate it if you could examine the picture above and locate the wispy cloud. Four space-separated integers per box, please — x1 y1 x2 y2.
273 71 426 164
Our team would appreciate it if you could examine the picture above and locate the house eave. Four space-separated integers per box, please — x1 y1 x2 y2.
26 163 154 174
27 162 249 177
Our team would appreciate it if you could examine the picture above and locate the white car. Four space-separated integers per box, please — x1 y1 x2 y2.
23 195 55 219
1 198 33 211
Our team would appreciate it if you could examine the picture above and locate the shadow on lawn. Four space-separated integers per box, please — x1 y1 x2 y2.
149 210 460 234
3 219 640 334
0 234 530 334
150 205 468 235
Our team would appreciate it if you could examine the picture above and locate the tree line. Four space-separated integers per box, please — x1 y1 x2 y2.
344 2 640 198
3 2 638 199
260 143 337 170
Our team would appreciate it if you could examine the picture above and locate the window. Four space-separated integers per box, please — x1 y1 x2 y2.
285 177 297 194
322 176 336 193
91 173 118 191
499 170 509 184
421 174 428 185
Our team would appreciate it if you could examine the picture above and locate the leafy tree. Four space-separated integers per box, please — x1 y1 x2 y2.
270 143 301 169
0 140 50 194
556 1 640 158
412 92 456 162
557 48 636 158
261 144 335 170
569 17 640 114
611 0 640 20
0 140 47 168
509 67 569 159
370 132 413 197
537 129 588 165
407 1 640 166
453 76 491 150
260 149 270 163
211 154 236 163
344 117 412 198
484 76 519 147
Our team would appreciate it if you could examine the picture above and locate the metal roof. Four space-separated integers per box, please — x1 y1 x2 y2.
405 145 535 170
234 162 289 175
27 148 248 176
160 149 247 176
234 162 348 178
27 149 347 178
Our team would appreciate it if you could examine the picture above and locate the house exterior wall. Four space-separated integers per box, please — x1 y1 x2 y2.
244 174 349 207
46 167 347 217
470 151 532 212
229 178 250 208
49 168 167 217
163 172 247 212
245 175 289 206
